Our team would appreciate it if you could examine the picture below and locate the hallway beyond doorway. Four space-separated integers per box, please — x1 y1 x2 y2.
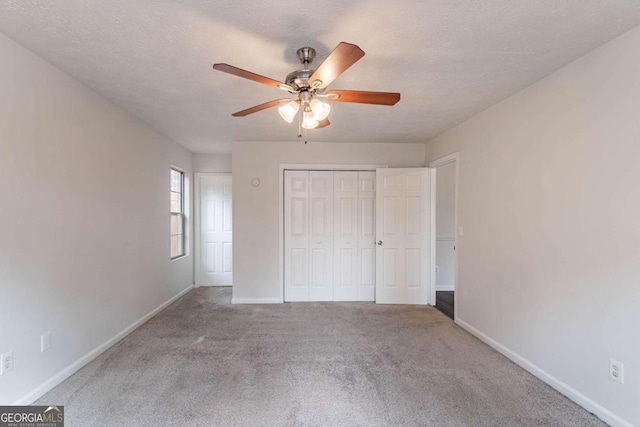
435 290 454 319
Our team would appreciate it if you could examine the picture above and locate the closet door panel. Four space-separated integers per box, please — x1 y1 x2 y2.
284 171 309 301
286 169 377 303
358 171 376 301
333 171 359 301
309 171 334 301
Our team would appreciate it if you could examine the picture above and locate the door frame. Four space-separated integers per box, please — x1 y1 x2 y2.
428 152 459 320
194 172 233 288
278 164 388 303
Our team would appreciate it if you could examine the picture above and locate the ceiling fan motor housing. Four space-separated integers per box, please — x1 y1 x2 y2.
284 47 318 91
285 69 314 91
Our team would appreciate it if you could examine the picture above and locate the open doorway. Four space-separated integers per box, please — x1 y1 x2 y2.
429 154 458 319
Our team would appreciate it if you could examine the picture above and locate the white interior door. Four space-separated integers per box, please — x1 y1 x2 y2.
284 169 380 302
375 168 432 304
333 171 359 301
198 175 233 286
285 171 335 301
357 172 376 301
285 171 310 301
309 171 334 301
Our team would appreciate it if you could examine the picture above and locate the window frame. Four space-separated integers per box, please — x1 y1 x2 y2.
170 168 186 260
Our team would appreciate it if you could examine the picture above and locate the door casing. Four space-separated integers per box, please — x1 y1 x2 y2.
428 152 459 318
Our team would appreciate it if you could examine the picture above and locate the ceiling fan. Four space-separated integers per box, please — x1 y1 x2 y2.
212 42 400 137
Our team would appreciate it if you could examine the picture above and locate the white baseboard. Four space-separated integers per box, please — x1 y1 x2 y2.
198 284 232 287
13 284 194 405
436 285 455 291
232 298 282 304
455 318 633 427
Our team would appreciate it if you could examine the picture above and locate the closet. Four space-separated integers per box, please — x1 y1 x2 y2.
284 170 376 301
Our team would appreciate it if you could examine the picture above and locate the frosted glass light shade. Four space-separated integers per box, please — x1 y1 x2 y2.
278 100 299 123
310 99 330 121
302 110 318 129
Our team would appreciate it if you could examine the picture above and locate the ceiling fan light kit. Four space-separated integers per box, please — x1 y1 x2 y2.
310 99 330 121
278 100 299 123
302 108 319 130
212 42 400 140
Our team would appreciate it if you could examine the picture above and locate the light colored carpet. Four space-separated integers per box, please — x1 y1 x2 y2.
37 288 605 426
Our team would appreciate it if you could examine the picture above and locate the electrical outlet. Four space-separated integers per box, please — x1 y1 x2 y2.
610 359 624 384
41 332 52 352
0 351 14 375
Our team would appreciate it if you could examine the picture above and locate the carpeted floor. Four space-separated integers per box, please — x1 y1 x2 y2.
37 288 605 426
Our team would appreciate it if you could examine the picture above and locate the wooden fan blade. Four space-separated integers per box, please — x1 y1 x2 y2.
232 99 289 117
316 118 330 128
309 42 365 89
213 63 285 89
325 90 400 106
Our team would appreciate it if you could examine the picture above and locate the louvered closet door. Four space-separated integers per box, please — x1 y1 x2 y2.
333 172 359 301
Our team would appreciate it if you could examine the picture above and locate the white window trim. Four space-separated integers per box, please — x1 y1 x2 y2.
170 166 190 261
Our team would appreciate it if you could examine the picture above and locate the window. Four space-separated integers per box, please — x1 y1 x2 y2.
170 168 185 259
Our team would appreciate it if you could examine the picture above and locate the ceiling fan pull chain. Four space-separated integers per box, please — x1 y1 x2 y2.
297 105 302 139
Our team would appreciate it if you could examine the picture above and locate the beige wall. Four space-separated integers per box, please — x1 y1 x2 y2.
435 161 456 238
425 26 640 426
434 161 456 290
232 141 426 301
0 33 193 404
193 153 232 173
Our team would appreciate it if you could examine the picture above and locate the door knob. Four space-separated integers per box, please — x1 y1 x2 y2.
377 240 383 246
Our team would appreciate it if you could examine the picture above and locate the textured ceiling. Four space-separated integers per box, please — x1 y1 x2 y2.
1 1 639 153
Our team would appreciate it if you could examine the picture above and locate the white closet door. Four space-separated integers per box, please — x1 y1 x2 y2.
358 172 376 301
375 168 431 304
199 175 233 286
285 169 382 303
309 171 334 301
285 171 310 301
333 171 359 301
